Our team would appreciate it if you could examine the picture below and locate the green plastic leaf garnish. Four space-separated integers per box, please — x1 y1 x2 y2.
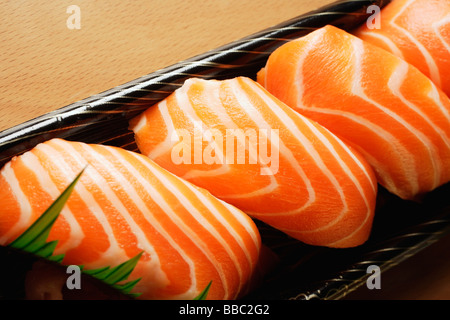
193 281 212 300
6 166 212 300
7 167 143 298
83 251 143 298
8 168 85 257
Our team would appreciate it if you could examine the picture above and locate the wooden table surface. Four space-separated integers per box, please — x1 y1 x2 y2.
1 0 449 300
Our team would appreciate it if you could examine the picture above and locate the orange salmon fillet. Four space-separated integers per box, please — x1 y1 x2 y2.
257 25 450 200
0 138 261 300
130 76 378 248
354 0 450 97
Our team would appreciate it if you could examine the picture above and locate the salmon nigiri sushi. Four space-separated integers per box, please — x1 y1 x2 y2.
354 0 450 97
0 138 261 300
130 76 378 248
257 25 450 201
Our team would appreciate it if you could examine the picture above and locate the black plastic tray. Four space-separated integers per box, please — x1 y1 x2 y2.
3 0 450 300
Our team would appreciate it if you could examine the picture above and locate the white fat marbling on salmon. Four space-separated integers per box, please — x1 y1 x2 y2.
173 79 279 200
189 78 279 198
357 31 404 58
39 141 125 267
427 81 450 123
75 143 173 289
17 152 83 253
139 152 257 299
432 15 450 53
294 27 326 107
242 78 370 235
0 137 260 299
351 38 426 195
147 100 178 159
388 60 449 189
231 78 333 217
0 162 32 244
389 0 441 87
126 150 229 299
174 81 231 178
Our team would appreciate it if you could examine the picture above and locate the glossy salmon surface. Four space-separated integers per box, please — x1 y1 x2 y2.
130 77 377 248
258 25 450 200
354 0 450 96
0 138 261 300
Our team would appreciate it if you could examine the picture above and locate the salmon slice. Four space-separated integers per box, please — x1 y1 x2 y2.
130 76 378 248
354 0 450 97
257 25 450 201
0 138 261 300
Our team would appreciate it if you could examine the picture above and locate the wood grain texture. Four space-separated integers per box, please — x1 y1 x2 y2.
0 0 333 131
1 0 450 300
